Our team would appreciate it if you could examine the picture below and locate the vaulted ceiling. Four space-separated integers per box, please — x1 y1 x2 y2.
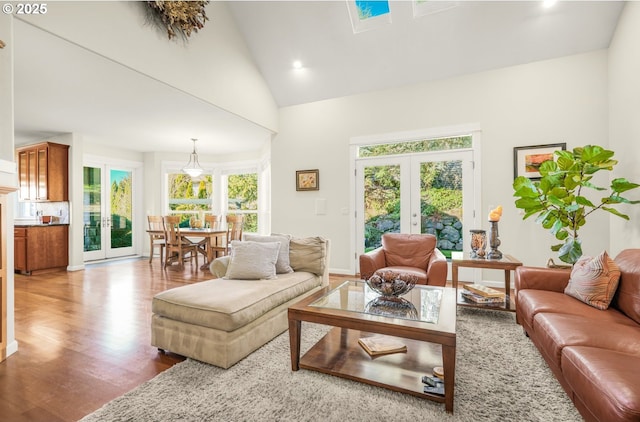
13 1 624 154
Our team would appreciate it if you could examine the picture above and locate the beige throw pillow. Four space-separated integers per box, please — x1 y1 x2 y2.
564 250 621 310
289 236 327 276
224 240 280 280
244 234 293 274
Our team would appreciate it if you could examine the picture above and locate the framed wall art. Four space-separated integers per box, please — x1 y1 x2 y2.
296 169 319 191
513 143 566 180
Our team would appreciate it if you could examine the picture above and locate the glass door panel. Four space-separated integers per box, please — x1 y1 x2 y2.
83 166 103 261
83 164 136 261
109 169 133 251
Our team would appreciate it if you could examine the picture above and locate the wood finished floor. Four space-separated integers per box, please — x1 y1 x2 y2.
0 258 353 422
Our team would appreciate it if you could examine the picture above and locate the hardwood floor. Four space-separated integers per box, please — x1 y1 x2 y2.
0 257 354 422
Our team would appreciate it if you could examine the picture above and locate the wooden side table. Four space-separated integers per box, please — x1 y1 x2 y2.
451 254 523 312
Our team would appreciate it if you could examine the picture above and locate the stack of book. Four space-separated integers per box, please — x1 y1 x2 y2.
358 336 407 357
461 284 505 304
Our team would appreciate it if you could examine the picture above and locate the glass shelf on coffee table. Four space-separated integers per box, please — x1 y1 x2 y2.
288 280 458 413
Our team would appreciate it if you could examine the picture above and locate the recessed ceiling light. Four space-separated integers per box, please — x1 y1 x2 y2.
293 60 303 69
543 0 557 8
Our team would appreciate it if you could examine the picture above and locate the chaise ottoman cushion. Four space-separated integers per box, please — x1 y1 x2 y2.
152 271 321 332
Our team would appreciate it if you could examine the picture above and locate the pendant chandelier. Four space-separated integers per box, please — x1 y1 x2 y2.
182 138 203 178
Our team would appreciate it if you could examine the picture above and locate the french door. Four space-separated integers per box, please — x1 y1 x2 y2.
83 163 136 261
355 150 475 270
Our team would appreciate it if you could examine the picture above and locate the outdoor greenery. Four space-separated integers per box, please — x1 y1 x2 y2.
513 145 640 264
110 173 133 248
362 138 466 256
167 173 258 232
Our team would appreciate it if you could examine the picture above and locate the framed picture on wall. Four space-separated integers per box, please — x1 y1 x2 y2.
296 169 319 191
513 143 567 180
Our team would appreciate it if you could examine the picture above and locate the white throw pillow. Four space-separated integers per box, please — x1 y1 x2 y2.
244 234 293 274
224 240 281 280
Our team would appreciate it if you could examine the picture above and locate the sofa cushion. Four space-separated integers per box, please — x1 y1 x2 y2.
533 313 640 369
152 271 322 332
612 249 640 324
564 251 621 310
289 236 327 276
562 346 640 422
224 240 280 280
244 234 294 274
517 290 637 333
381 233 434 269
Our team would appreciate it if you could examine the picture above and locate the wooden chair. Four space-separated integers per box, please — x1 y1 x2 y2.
163 216 198 269
210 214 244 257
195 214 221 264
205 214 220 229
147 216 166 266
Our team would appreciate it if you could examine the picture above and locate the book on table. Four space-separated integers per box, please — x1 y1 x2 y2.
358 336 407 356
461 290 505 304
463 284 506 298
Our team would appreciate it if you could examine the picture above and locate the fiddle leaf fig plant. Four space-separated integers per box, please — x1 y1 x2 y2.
513 145 640 264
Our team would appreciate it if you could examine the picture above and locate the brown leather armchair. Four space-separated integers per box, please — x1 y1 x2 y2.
359 233 448 286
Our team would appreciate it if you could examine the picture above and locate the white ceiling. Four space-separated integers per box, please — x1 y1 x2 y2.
13 1 624 155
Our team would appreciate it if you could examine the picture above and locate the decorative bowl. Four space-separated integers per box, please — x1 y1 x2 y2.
365 270 418 297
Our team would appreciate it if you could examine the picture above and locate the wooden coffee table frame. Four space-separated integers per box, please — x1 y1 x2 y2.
288 284 457 413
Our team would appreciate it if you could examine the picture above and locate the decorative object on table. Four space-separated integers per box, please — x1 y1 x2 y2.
295 169 319 191
487 205 503 260
469 229 486 259
189 216 203 229
366 269 418 297
357 335 407 357
513 143 566 180
145 1 209 40
514 145 640 264
364 296 418 319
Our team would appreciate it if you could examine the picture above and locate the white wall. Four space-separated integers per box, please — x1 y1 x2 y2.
273 51 611 276
18 1 278 133
609 2 640 255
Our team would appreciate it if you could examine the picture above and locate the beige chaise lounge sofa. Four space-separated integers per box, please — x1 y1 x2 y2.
151 235 329 369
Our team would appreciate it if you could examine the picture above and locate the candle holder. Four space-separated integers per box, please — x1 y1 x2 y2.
487 220 503 260
469 229 487 259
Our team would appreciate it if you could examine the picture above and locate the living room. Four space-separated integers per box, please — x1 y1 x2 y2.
0 1 639 421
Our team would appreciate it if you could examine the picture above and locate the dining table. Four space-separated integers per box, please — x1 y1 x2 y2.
147 226 227 270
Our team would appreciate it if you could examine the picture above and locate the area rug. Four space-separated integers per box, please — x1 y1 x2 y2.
79 308 581 422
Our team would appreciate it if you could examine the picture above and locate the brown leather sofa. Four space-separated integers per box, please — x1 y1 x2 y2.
515 249 640 422
359 233 447 286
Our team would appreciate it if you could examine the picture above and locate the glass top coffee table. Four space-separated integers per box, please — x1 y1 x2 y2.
288 280 457 413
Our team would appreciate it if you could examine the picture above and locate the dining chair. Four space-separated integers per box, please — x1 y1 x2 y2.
210 214 244 257
147 215 166 266
195 214 221 264
163 215 199 269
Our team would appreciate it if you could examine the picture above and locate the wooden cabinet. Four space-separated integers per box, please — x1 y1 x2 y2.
14 225 69 274
16 142 69 201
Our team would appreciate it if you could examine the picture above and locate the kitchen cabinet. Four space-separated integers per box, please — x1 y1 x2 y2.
14 225 69 275
16 142 69 201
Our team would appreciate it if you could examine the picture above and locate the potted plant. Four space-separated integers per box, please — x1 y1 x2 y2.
513 145 640 264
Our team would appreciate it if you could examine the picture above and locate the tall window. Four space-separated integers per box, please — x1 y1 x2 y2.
167 173 213 226
226 172 258 233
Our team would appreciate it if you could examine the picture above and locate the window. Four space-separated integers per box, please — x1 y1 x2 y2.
226 172 258 233
167 173 213 226
163 160 265 234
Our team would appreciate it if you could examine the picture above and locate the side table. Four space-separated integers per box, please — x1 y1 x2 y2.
451 254 523 312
